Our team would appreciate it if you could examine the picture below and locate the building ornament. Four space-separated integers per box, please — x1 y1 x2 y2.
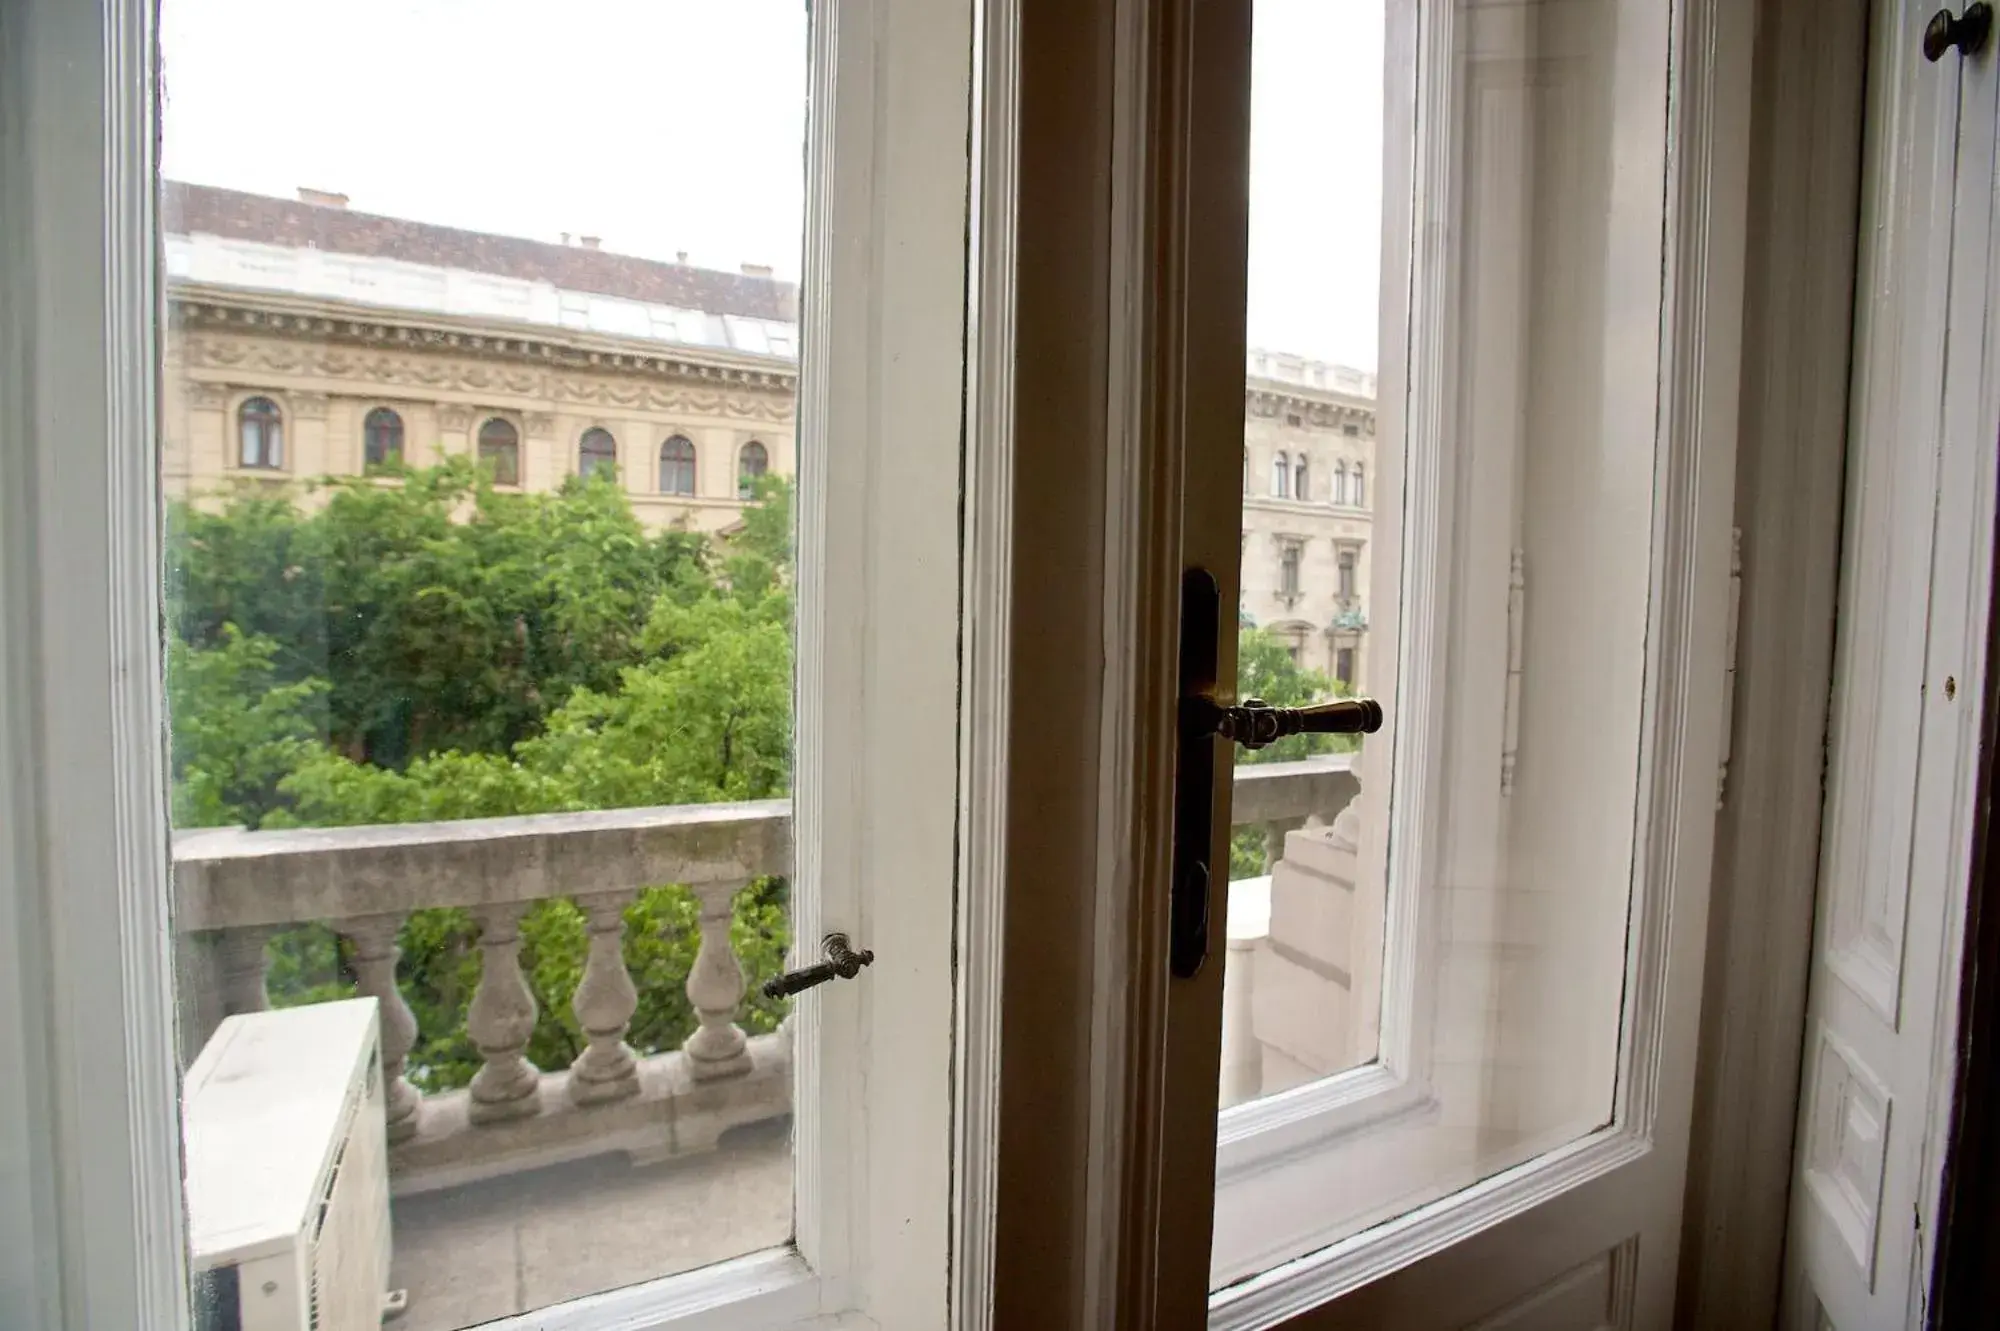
436 405 473 431
173 296 800 405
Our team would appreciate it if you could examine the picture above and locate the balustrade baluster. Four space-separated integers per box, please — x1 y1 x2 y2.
683 879 752 1080
339 913 424 1143
467 902 542 1123
569 890 641 1105
217 925 273 1016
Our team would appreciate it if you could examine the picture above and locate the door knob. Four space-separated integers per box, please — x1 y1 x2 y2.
1924 3 1991 61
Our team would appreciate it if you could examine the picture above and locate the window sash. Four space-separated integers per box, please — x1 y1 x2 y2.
0 0 996 1328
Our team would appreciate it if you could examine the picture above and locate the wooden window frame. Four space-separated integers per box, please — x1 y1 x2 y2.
0 0 1005 1328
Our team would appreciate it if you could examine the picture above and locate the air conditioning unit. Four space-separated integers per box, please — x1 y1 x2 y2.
183 997 401 1331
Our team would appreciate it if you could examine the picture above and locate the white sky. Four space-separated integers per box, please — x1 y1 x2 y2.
161 0 1382 371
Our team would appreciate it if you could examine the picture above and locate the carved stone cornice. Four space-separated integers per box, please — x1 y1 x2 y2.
171 293 798 410
176 328 797 425
1246 385 1375 431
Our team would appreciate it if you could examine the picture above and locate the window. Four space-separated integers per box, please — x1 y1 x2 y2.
1342 422 1360 437
1335 646 1355 686
1280 543 1301 598
1271 450 1289 498
660 435 697 495
1336 546 1356 601
363 407 404 468
1352 462 1365 508
579 427 617 480
738 439 769 498
478 417 521 486
1294 456 1310 502
237 396 283 469
1333 461 1348 506
1286 411 1302 427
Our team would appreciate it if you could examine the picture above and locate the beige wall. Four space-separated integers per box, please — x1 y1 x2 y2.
163 290 797 536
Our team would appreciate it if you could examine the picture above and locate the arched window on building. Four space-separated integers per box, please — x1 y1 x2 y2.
660 435 697 495
478 417 521 486
1294 455 1310 502
1333 462 1348 505
1352 463 1366 509
238 396 283 469
738 440 769 498
579 427 618 480
362 407 404 468
1271 451 1289 498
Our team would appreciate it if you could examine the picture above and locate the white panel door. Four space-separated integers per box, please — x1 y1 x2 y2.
1784 5 2000 1329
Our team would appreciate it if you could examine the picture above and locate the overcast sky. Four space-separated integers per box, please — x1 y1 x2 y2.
161 0 1382 371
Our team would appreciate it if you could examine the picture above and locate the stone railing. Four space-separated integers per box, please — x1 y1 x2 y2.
171 758 1355 1192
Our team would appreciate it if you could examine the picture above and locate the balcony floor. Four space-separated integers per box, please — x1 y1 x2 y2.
388 1120 793 1330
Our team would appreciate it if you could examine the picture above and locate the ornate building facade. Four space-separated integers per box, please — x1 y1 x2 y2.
161 182 799 535
162 184 1375 678
1240 351 1378 688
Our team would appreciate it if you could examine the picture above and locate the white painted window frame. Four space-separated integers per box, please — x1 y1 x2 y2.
0 0 1007 1326
1204 0 1752 1316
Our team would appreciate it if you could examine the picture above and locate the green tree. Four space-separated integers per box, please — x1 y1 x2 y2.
167 459 796 1090
166 626 329 828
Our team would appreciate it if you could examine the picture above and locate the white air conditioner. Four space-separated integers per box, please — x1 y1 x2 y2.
183 997 399 1331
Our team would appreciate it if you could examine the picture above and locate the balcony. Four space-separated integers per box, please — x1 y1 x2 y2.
171 756 1359 1329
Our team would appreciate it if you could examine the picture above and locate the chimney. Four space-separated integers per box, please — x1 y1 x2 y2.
675 250 689 265
740 263 774 279
560 232 571 246
296 187 349 209
580 235 602 251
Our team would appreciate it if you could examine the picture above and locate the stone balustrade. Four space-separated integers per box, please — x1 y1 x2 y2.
170 758 1354 1191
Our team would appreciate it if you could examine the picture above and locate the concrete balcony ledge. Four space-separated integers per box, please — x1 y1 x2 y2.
393 1032 792 1197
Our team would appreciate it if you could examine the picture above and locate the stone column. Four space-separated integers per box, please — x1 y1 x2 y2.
466 903 542 1123
682 880 752 1080
291 392 330 476
523 411 558 492
436 403 472 461
340 914 424 1144
217 926 273 1016
568 890 641 1105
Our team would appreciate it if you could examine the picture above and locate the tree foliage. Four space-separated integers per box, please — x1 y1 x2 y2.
168 463 789 1089
168 461 1327 1084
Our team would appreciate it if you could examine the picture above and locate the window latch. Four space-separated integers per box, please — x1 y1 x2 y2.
762 932 875 998
1170 568 1384 979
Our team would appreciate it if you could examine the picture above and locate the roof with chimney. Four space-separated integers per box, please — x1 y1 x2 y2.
164 181 796 322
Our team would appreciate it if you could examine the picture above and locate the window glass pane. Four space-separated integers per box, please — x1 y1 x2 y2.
160 2 807 1324
1218 0 1672 1286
